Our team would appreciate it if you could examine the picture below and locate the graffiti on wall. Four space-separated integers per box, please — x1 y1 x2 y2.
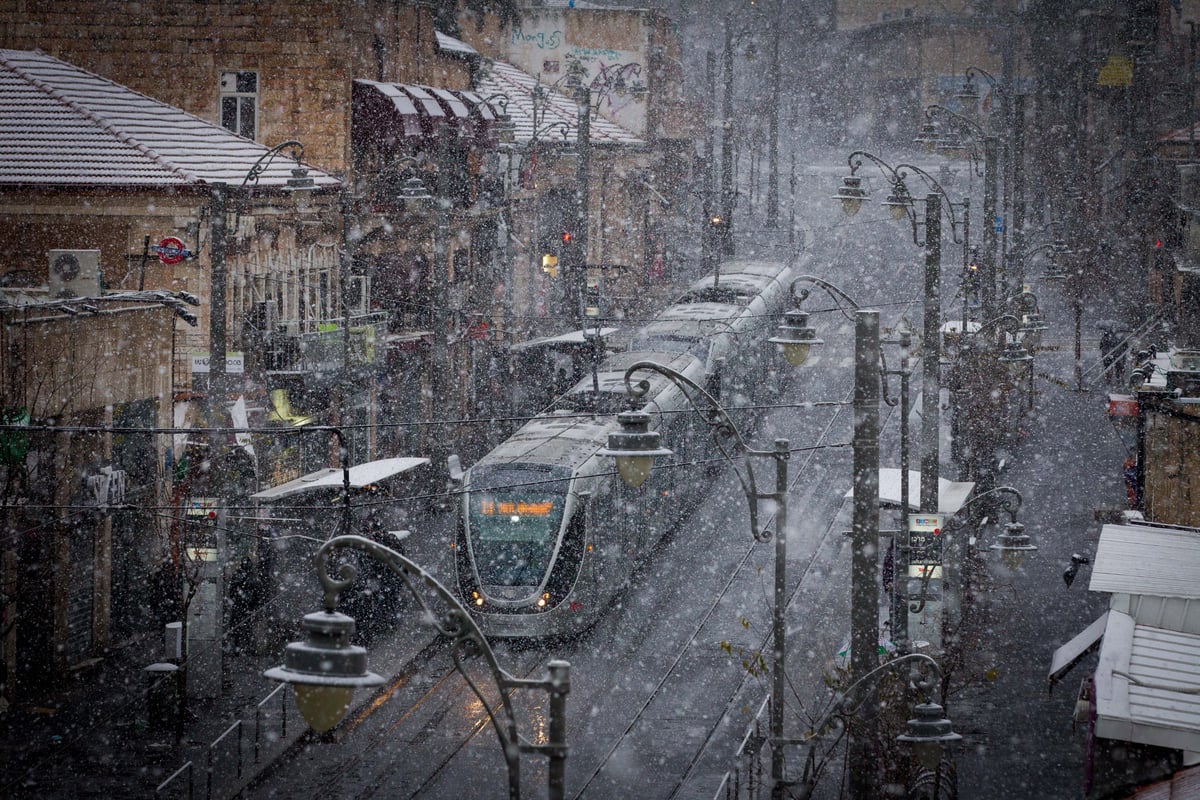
512 27 563 50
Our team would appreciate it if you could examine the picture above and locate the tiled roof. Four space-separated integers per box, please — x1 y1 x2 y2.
475 60 642 147
0 49 340 189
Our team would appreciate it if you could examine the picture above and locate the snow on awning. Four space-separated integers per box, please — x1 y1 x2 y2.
1048 610 1108 692
250 457 430 500
509 327 619 352
353 80 497 146
1094 610 1200 753
844 469 975 515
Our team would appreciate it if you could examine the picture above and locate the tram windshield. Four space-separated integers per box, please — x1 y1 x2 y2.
467 464 570 587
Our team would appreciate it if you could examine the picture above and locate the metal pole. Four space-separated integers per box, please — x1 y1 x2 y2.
721 13 735 255
576 86 592 321
208 183 228 425
704 50 717 276
770 438 788 799
981 136 998 321
848 310 880 800
894 335 911 655
766 0 781 229
920 194 941 514
1011 95 1027 292
547 660 570 800
431 129 451 478
961 199 971 331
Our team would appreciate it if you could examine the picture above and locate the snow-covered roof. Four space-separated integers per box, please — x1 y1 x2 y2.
475 60 642 147
0 49 340 189
1094 610 1200 754
1090 523 1200 599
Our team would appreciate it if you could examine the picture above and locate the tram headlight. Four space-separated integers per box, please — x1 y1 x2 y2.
537 592 550 609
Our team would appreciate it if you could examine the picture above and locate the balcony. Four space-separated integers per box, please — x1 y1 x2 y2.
264 312 389 383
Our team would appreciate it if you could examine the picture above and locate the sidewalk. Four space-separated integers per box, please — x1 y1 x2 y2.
951 289 1131 798
0 518 458 799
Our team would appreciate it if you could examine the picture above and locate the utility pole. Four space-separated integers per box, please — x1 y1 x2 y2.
575 84 592 322
430 129 451 481
920 193 941 514
208 183 229 424
848 309 881 800
721 12 735 255
981 137 999 321
703 50 718 275
1011 94 1027 293
766 0 781 229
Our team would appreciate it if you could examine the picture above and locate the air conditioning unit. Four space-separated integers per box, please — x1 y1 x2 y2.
47 250 101 298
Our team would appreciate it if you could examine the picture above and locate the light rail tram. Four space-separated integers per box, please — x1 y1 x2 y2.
452 257 799 636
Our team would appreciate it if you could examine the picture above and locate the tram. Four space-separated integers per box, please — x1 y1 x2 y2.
452 258 797 636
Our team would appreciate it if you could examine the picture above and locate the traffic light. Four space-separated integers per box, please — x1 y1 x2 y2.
1153 238 1165 273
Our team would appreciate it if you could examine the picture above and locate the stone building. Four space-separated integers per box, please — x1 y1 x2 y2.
0 46 343 701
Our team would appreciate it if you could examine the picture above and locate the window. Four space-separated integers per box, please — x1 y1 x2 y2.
219 70 258 139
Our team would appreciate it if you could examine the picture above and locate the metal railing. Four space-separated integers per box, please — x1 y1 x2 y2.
154 681 293 800
713 696 771 800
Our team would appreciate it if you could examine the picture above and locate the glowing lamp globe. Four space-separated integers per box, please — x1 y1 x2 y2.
264 611 384 733
598 410 673 488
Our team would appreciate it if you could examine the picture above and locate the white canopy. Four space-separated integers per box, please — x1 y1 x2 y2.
250 457 429 500
844 468 975 515
509 327 618 352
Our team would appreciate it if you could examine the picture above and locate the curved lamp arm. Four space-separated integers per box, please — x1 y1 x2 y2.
894 162 966 245
787 275 862 320
622 360 778 543
795 653 958 796
925 104 985 139
242 140 305 188
924 105 986 177
965 65 1005 97
942 485 1023 531
314 535 569 798
532 120 571 144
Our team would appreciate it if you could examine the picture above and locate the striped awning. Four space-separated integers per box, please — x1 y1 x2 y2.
353 79 498 146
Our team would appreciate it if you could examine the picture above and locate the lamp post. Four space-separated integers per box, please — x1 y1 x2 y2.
834 152 967 514
795 652 961 799
208 139 313 425
266 534 570 800
600 360 802 798
922 105 1000 322
940 485 1035 570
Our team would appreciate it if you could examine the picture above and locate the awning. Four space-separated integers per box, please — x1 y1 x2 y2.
1048 610 1108 692
353 79 497 146
844 469 976 515
250 457 430 500
509 327 619 352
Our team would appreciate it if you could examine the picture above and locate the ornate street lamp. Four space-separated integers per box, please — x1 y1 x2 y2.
834 151 966 517
768 309 824 366
266 535 571 800
941 485 1036 569
599 361 794 798
794 652 962 798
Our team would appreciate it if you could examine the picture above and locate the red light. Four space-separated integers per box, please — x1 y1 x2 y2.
933 528 941 536
1155 239 1163 249
207 511 217 520
561 231 572 243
